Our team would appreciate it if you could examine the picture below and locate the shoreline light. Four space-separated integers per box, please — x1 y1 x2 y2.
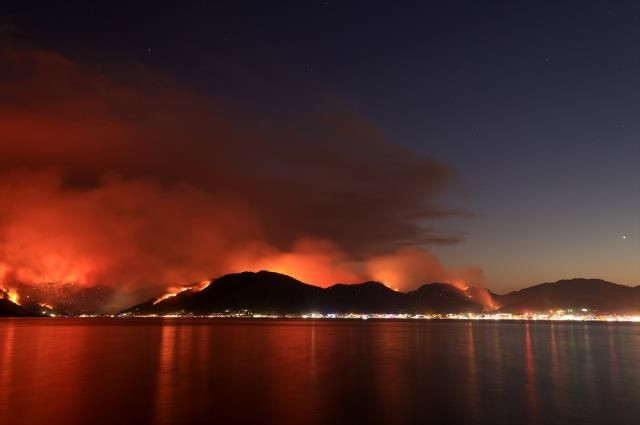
111 311 640 323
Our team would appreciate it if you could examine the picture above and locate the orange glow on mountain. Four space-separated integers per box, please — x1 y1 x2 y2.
447 279 470 292
225 239 365 287
152 280 212 305
152 287 191 305
1 288 21 305
192 280 212 292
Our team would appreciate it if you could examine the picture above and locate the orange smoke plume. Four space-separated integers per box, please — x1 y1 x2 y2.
366 249 499 310
0 43 488 311
225 239 364 287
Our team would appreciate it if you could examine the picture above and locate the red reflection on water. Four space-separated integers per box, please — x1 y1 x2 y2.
607 323 621 404
0 320 16 417
548 323 568 419
549 323 558 375
2 319 637 425
155 322 177 425
466 321 480 421
488 323 505 423
525 322 540 424
0 321 90 425
375 323 410 424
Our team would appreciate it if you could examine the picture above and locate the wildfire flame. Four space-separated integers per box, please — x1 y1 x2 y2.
153 287 190 305
1 288 21 305
445 280 500 311
192 280 212 292
447 280 470 292
152 280 211 305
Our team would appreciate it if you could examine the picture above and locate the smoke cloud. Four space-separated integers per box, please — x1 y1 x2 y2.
0 43 486 310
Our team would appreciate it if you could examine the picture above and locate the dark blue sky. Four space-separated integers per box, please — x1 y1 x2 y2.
5 1 638 290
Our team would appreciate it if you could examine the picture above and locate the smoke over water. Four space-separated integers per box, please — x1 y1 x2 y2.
0 43 493 311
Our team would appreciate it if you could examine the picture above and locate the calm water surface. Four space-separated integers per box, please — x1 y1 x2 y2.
1 318 639 425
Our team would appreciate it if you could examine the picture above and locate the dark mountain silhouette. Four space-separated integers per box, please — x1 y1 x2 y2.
125 271 324 315
496 278 640 313
407 283 484 313
323 281 406 312
7 273 639 316
124 273 640 316
121 270 487 315
0 298 40 316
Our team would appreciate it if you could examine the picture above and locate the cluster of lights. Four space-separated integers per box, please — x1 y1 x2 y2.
116 309 640 322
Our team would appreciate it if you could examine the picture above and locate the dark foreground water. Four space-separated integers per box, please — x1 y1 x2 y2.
1 319 640 425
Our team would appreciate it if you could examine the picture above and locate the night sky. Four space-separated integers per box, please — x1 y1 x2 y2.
2 1 638 293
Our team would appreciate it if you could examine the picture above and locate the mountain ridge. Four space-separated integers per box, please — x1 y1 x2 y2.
123 274 640 316
495 278 640 313
3 274 639 317
0 298 41 317
122 270 486 315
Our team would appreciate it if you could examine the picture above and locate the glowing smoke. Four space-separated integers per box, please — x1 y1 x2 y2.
0 43 492 311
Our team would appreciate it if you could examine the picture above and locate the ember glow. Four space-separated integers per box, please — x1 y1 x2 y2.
152 280 211 305
152 287 191 305
0 288 20 305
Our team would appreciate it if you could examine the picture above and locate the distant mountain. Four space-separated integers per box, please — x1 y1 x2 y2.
121 271 486 315
497 278 640 313
8 282 143 315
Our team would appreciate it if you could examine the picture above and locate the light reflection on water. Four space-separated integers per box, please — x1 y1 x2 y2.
1 318 640 425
